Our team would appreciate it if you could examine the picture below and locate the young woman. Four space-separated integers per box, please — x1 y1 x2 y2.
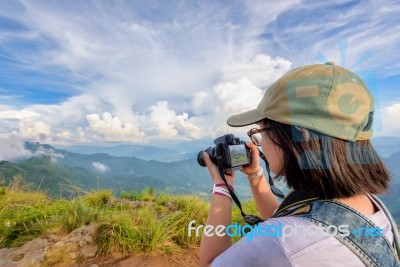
199 62 400 266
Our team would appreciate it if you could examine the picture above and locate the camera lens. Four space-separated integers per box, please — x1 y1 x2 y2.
197 151 207 167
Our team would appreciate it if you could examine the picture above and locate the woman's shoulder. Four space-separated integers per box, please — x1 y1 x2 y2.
212 216 366 267
258 216 335 253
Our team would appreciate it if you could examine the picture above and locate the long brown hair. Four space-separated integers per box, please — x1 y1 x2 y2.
263 118 390 199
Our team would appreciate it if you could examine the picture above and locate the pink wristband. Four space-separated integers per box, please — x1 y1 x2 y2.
214 183 234 191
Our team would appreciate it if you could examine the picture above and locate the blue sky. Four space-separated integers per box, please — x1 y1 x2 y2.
0 0 399 157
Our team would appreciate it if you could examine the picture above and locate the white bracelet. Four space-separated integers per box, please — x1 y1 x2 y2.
212 185 230 195
212 185 232 200
246 168 263 180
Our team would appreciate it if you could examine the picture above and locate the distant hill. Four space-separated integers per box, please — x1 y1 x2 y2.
371 136 400 158
379 150 400 222
61 141 210 162
383 150 400 179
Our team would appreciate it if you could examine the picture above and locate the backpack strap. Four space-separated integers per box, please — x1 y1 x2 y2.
369 195 400 259
294 199 400 267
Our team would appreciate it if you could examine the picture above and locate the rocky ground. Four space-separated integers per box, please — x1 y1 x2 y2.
0 223 199 267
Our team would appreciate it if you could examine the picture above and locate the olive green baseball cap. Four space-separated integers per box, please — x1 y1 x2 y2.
227 62 374 141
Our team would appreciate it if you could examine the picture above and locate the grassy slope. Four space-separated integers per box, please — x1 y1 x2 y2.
0 185 258 260
2 184 396 265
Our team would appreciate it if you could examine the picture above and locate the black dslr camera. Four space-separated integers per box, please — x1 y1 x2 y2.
197 134 251 170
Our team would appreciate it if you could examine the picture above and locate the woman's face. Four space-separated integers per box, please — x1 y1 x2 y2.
260 126 283 174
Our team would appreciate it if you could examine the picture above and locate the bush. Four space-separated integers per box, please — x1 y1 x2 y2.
138 187 156 202
0 189 100 247
95 214 138 255
61 201 97 232
132 209 181 254
120 190 141 201
166 195 208 247
82 190 113 208
0 189 49 248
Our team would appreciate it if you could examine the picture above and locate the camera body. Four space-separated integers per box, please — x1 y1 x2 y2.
197 134 251 170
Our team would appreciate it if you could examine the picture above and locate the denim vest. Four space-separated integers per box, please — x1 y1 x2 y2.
292 195 400 267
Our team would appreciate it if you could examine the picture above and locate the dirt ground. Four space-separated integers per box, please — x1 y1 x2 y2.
82 248 199 267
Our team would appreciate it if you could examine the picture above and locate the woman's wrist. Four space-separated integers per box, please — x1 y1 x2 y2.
242 164 261 175
246 168 263 180
213 178 233 186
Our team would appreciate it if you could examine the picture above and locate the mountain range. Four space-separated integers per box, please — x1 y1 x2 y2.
0 142 255 200
0 140 398 223
61 139 211 162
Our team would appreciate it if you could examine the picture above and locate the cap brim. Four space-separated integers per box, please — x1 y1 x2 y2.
227 109 266 127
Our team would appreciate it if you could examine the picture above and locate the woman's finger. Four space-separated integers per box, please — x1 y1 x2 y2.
245 142 259 158
242 142 261 174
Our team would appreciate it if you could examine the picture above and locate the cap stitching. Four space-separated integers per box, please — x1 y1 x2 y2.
313 66 335 131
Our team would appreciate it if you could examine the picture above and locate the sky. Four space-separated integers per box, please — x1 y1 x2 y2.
0 0 400 160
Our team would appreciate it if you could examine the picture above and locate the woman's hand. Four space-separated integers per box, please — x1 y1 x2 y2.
203 152 235 186
241 142 262 176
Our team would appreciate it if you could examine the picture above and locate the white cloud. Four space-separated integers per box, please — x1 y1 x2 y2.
19 121 51 142
0 110 40 120
92 162 109 172
146 101 201 140
0 1 296 144
0 0 398 150
190 85 258 138
0 51 292 144
378 102 400 136
54 130 72 141
192 77 263 116
264 1 400 77
0 110 41 135
221 54 292 87
86 112 145 142
0 135 32 161
33 146 64 163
